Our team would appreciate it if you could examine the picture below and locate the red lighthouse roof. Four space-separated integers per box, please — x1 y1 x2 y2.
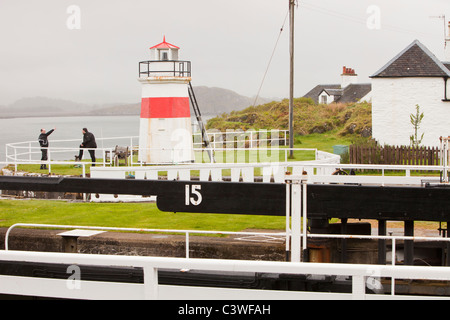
150 36 180 50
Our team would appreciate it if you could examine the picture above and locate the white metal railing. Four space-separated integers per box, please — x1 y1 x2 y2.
1 161 91 177
306 232 450 296
5 211 450 299
5 130 288 163
0 250 450 300
90 162 443 186
90 158 339 182
5 136 134 168
4 223 288 259
192 129 288 149
4 131 317 173
2 147 334 174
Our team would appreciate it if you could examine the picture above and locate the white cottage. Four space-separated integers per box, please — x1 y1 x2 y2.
371 39 450 147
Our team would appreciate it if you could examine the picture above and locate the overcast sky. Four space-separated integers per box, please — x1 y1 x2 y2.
0 0 449 107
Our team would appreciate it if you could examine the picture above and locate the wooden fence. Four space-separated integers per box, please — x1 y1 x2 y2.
349 145 441 166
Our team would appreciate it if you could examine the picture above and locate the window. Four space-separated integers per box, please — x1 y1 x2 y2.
161 51 169 61
320 95 328 104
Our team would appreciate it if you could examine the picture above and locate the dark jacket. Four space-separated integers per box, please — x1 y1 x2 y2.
82 131 97 149
38 129 54 148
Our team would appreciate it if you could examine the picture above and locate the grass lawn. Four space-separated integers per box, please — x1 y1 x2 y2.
294 130 355 153
14 163 92 177
0 131 356 231
0 199 286 232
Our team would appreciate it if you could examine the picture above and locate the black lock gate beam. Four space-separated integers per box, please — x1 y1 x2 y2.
0 176 287 217
2 176 450 222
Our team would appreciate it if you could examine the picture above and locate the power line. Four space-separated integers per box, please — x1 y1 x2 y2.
251 9 290 107
301 1 442 40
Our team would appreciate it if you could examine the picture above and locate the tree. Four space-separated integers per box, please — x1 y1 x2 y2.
410 104 424 147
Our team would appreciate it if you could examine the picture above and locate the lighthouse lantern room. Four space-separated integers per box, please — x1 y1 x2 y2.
138 37 194 164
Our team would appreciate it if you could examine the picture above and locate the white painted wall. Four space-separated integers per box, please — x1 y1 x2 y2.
372 77 450 147
318 90 334 104
140 80 190 98
138 78 194 163
139 117 194 164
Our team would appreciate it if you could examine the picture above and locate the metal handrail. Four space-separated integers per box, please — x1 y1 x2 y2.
2 250 450 299
4 223 287 259
138 60 191 78
5 222 450 298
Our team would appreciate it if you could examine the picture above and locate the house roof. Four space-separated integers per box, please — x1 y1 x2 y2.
338 84 372 103
371 40 450 78
322 88 343 97
304 85 341 104
303 84 371 104
443 62 450 72
150 36 180 50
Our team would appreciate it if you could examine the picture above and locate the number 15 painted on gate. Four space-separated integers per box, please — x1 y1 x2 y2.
185 185 203 206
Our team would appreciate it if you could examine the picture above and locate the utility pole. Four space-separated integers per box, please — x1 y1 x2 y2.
289 0 295 157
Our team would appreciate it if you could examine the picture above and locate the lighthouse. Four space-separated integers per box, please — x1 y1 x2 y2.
138 37 194 164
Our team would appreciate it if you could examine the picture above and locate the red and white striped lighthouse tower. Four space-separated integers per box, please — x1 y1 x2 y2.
138 37 194 163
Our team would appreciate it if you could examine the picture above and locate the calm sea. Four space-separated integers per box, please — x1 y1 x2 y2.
0 115 141 162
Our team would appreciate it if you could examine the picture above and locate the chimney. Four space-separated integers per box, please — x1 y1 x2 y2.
341 66 358 88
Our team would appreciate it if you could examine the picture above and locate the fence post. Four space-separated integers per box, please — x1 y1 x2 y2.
143 266 158 300
352 275 366 300
14 148 17 172
186 232 190 259
47 148 52 173
290 178 302 263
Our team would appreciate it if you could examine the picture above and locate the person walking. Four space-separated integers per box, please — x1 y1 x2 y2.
75 128 97 166
38 128 55 170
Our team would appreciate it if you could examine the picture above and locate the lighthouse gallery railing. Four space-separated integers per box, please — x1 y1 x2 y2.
139 60 192 78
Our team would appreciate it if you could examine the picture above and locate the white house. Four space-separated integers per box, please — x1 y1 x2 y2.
303 66 372 105
370 39 450 147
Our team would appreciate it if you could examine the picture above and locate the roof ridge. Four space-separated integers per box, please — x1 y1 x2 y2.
371 40 450 78
414 40 450 77
370 39 450 78
150 36 180 50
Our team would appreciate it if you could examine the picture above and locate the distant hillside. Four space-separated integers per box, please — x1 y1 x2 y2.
206 98 372 137
88 103 140 116
192 86 272 115
0 97 95 118
89 86 272 116
0 87 270 118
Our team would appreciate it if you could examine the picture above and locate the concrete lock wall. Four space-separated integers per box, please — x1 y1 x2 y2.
0 226 379 264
